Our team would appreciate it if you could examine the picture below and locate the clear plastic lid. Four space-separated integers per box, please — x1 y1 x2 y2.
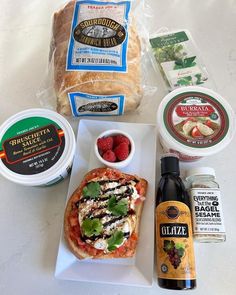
0 108 76 186
157 86 236 157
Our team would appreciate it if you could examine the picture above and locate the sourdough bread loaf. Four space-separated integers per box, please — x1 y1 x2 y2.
51 0 142 116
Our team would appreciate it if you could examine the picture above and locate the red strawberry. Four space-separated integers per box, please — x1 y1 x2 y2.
97 136 113 153
103 150 116 162
113 134 130 147
114 142 129 161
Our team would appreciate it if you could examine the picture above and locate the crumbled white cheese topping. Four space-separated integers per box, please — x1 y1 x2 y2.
130 185 139 200
122 220 131 233
94 239 108 250
101 181 119 190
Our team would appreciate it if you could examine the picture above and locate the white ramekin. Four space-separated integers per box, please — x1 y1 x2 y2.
94 129 135 169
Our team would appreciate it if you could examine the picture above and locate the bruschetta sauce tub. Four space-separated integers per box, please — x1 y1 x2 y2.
157 86 235 161
0 108 76 186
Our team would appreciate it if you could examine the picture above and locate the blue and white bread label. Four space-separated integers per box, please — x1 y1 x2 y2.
67 0 131 72
68 92 125 116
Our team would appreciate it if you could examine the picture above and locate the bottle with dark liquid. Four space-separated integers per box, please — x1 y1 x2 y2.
156 154 196 290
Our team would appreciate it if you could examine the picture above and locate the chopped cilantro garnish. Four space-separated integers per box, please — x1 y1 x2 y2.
82 182 100 199
107 231 124 252
81 218 103 237
108 195 128 216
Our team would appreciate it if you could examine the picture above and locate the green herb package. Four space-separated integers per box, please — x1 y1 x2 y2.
149 30 214 90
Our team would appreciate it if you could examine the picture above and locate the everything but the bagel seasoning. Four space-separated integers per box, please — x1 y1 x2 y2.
186 167 226 242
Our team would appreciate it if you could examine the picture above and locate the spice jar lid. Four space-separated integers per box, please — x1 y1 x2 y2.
186 167 216 180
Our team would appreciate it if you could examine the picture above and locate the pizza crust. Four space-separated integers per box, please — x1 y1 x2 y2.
64 167 148 259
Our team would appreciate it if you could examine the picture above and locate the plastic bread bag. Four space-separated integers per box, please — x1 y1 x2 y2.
148 28 216 91
38 0 156 117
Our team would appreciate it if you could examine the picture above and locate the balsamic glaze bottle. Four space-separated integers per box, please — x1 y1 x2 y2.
156 154 196 290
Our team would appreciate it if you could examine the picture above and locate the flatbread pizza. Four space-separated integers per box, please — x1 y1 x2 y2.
64 167 147 259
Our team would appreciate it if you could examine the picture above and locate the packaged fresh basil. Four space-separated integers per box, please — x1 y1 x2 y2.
149 30 214 90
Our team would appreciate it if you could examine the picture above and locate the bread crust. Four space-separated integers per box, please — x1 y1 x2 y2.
64 167 147 259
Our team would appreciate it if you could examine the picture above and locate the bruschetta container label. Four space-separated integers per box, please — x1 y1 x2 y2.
157 86 235 161
66 0 131 72
0 109 76 186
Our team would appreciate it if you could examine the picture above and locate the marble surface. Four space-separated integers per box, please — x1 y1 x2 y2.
0 0 236 294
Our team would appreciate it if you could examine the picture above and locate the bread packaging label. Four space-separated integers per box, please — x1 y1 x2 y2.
69 92 125 116
156 201 196 280
67 0 131 72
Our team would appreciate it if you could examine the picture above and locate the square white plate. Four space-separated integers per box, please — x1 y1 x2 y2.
55 119 157 287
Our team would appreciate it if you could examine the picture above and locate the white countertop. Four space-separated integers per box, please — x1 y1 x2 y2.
1 0 236 294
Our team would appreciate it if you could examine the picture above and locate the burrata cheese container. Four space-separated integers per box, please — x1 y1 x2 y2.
157 86 235 161
0 108 76 186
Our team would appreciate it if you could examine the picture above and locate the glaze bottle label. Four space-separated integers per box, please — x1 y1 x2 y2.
156 201 196 280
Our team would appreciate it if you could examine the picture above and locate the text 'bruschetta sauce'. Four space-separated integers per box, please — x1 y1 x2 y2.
156 154 196 290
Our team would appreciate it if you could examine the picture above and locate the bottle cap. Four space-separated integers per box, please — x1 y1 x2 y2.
186 167 216 180
160 153 180 175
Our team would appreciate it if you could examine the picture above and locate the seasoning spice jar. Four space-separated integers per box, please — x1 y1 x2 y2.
186 167 226 242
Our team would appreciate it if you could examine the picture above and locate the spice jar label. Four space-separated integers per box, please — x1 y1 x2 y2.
156 201 196 280
189 188 225 234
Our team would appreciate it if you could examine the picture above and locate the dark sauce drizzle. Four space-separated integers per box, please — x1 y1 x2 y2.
82 231 131 242
76 178 139 243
